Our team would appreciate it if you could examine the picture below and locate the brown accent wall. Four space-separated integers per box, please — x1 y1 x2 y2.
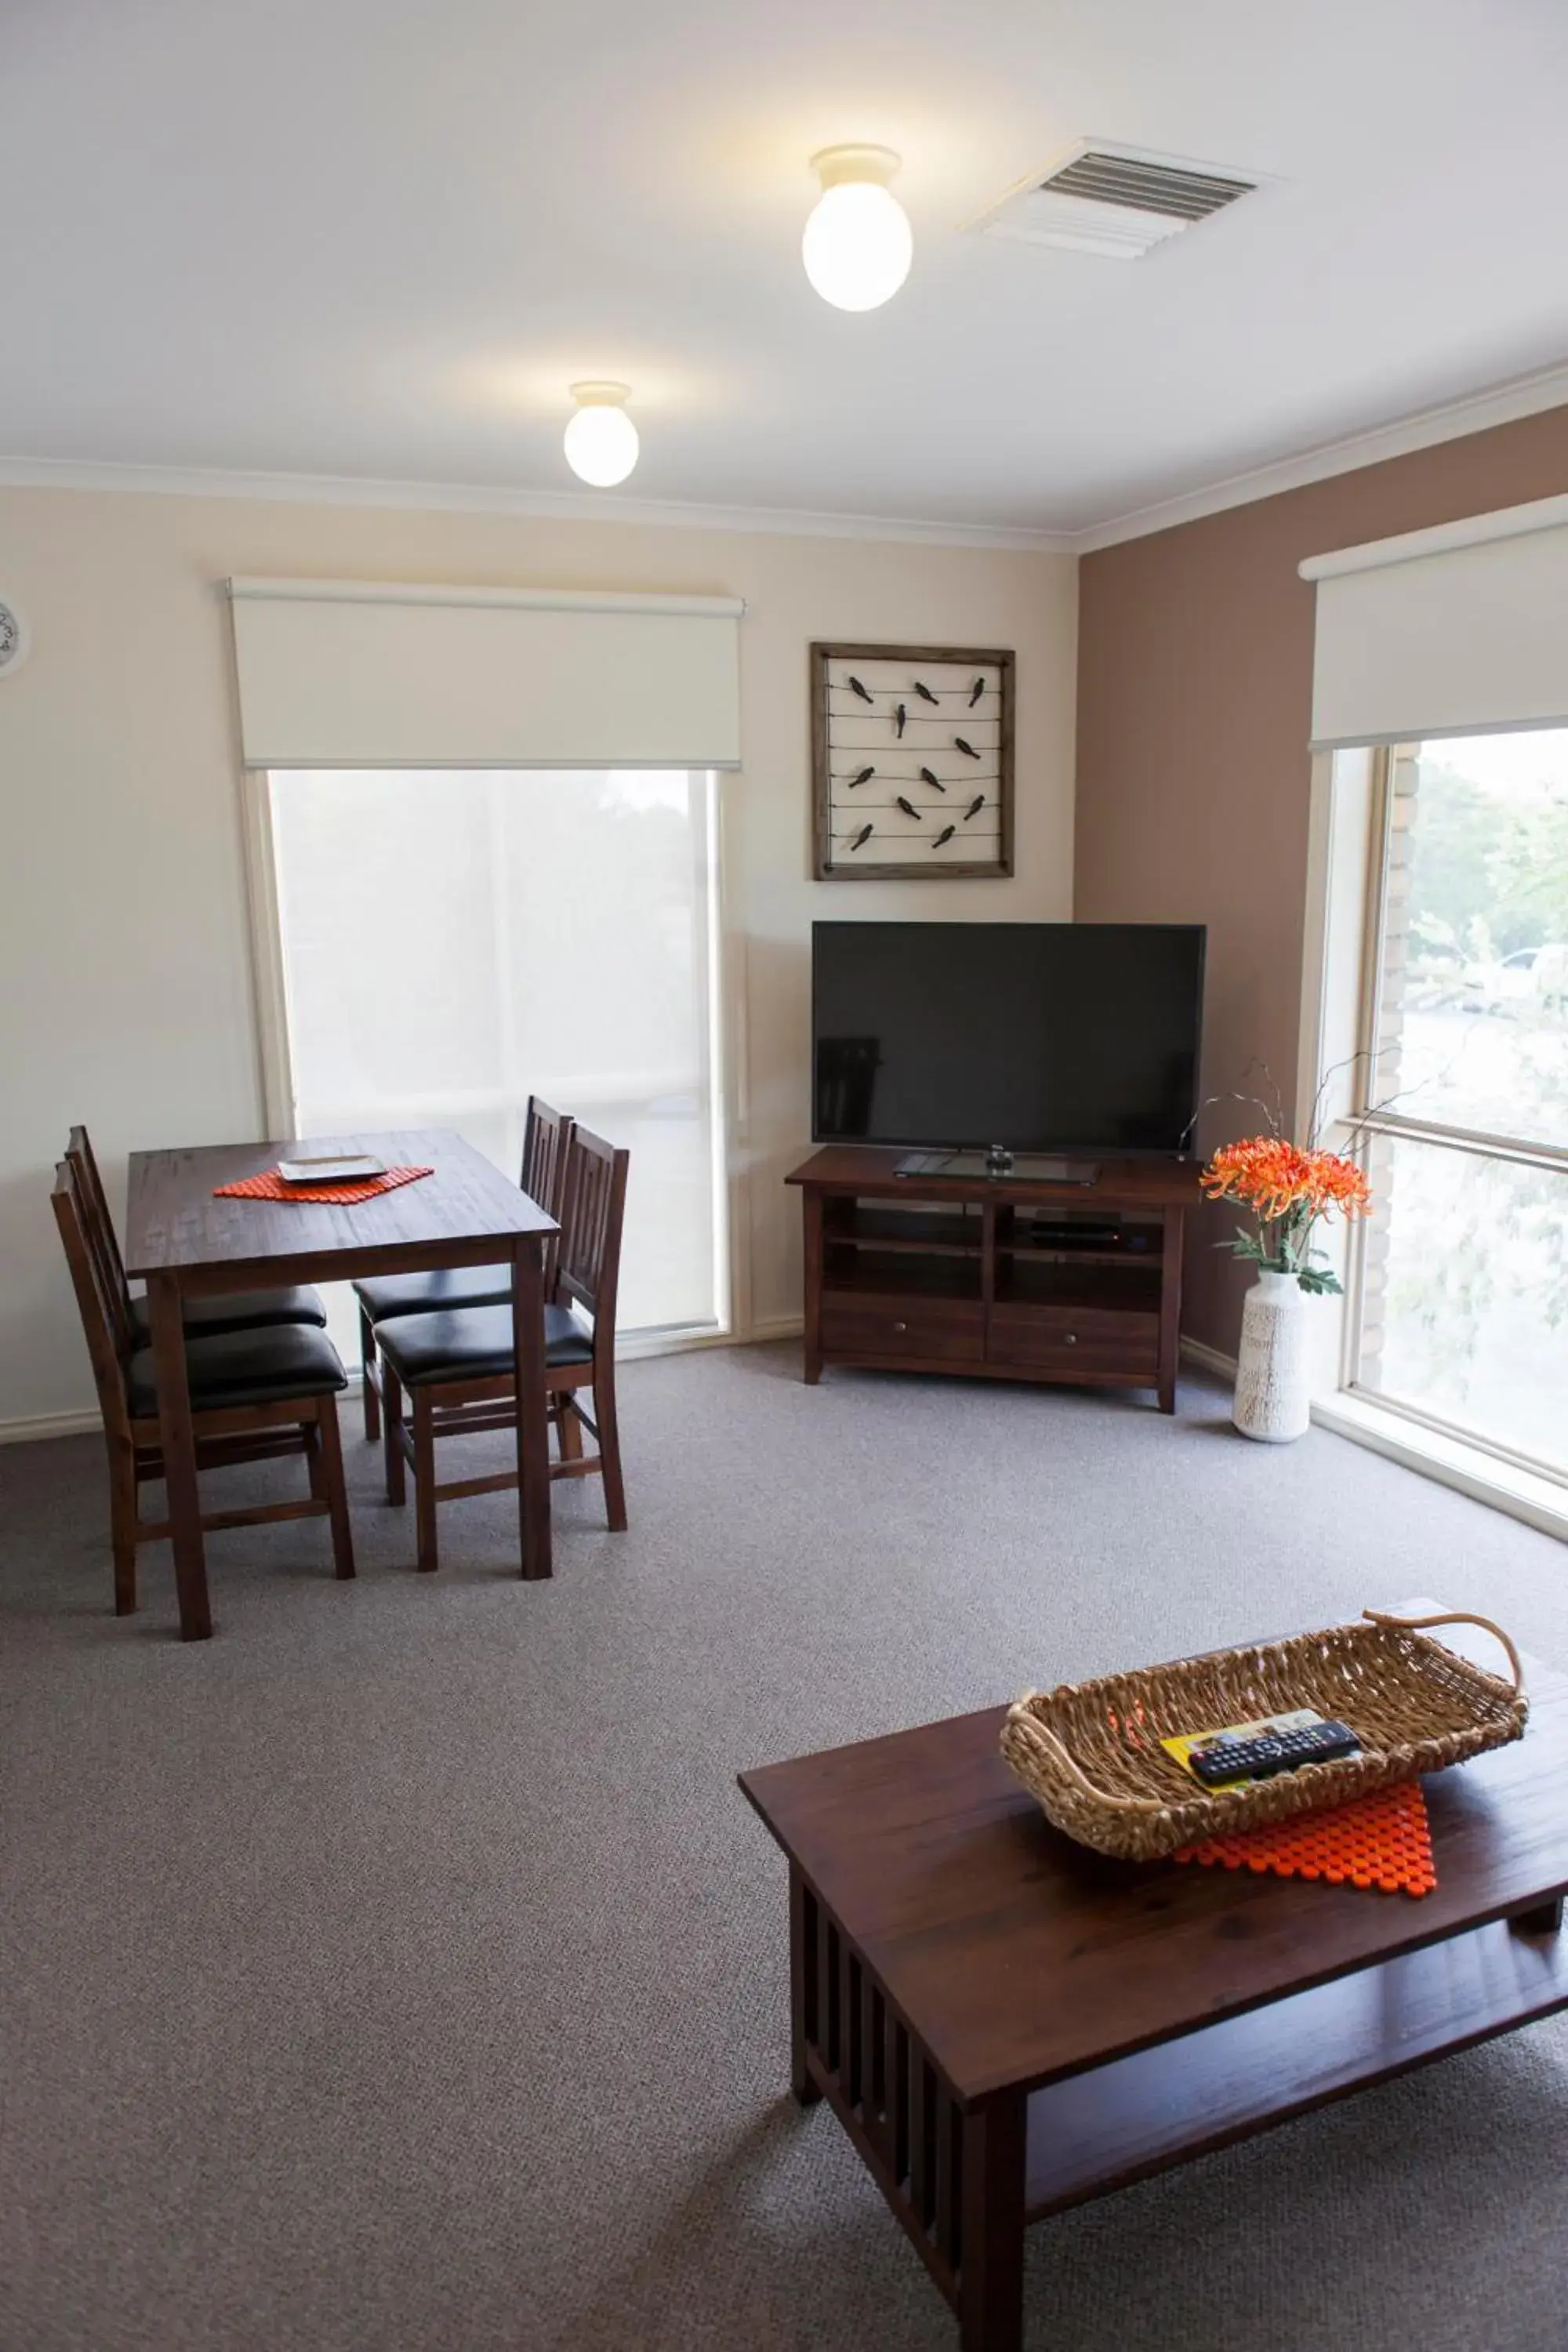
1075 404 1568 1356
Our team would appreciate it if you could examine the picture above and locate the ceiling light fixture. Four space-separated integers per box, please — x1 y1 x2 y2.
563 381 639 487
802 145 913 311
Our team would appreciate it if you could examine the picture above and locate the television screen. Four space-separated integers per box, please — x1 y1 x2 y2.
812 921 1206 1154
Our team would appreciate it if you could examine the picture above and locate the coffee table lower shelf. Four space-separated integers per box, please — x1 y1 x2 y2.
790 1875 1568 2352
1024 1904 1567 2216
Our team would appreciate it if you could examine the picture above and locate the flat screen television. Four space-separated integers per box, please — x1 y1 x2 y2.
811 921 1206 1157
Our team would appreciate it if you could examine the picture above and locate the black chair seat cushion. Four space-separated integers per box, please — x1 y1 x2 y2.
128 1323 348 1418
376 1301 593 1388
130 1285 328 1345
353 1265 511 1322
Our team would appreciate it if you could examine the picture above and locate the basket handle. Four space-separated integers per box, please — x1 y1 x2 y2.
1362 1607 1524 1699
1004 1705 1159 1816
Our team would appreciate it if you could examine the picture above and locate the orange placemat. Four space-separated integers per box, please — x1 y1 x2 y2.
212 1165 435 1205
1174 1779 1436 1897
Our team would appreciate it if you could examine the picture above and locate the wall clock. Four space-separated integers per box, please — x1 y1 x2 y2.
0 593 31 680
811 640 1014 880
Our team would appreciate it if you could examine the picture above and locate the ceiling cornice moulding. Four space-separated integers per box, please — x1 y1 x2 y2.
2 358 1563 555
0 455 1072 554
1073 361 1568 553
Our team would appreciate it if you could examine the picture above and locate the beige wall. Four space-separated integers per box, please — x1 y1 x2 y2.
1075 405 1568 1358
0 486 1076 1428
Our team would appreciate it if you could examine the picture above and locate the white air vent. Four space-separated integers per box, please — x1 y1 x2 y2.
971 140 1265 261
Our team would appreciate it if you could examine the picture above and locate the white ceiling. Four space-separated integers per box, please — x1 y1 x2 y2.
5 0 1568 539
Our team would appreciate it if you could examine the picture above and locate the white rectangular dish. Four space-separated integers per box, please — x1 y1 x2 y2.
276 1153 388 1185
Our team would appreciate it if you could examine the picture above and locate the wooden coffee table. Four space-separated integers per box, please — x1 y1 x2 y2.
739 1609 1568 2352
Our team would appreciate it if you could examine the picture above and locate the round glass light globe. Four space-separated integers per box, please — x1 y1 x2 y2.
802 180 913 311
563 401 640 488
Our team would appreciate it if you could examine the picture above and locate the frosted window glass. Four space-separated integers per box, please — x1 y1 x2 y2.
267 770 724 1351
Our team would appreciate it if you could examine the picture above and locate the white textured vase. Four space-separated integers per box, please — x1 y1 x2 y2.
1232 1268 1312 1443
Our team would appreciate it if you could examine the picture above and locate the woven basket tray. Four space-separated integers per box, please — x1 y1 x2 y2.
1000 1610 1527 1862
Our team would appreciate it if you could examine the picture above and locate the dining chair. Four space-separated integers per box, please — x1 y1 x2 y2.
372 1123 629 1571
53 1160 356 1616
67 1126 328 1344
354 1096 575 1440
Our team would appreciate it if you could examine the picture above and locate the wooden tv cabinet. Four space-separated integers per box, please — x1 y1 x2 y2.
786 1145 1203 1413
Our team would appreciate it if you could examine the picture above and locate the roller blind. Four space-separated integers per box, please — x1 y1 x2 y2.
227 579 744 769
1301 493 1568 751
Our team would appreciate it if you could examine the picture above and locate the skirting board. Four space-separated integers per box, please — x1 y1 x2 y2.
0 1320 803 1446
0 1405 103 1446
1179 1335 1238 1381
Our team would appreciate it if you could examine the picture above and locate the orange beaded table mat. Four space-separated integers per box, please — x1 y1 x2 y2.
1174 1779 1436 1897
212 1165 435 1205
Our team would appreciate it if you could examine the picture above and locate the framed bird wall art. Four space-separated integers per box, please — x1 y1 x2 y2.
810 641 1014 880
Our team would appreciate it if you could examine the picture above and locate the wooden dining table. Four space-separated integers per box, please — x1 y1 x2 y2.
123 1127 559 1640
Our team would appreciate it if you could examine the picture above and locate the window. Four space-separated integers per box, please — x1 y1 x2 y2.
1343 730 1568 1479
260 768 728 1353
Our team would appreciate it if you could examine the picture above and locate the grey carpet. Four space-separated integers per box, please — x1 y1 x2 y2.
3 1348 1566 2352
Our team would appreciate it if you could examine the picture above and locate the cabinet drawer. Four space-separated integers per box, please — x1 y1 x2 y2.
822 1298 985 1365
987 1302 1160 1377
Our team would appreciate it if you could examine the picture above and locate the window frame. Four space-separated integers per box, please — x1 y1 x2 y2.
1330 735 1568 1489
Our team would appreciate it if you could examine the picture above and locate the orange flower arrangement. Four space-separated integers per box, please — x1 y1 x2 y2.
1203 1134 1371 1294
1203 1138 1372 1220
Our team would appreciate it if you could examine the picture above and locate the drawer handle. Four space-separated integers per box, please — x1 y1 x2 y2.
891 1319 909 1334
1063 1331 1077 1345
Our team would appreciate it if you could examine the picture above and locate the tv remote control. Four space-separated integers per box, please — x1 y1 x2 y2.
1189 1719 1361 1787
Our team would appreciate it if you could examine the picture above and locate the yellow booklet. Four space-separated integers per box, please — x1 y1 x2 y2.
1161 1708 1327 1789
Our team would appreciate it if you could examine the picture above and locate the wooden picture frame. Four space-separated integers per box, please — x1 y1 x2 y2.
811 640 1015 880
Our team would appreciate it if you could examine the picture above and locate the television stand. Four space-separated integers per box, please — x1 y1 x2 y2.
787 1145 1203 1413
895 1148 1100 1185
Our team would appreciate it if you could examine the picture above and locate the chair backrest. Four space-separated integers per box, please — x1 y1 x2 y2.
521 1096 574 1212
556 1125 629 1343
65 1124 136 1360
521 1098 574 1289
52 1162 134 1442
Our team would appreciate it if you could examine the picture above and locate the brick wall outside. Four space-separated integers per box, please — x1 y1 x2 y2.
1356 747 1421 1382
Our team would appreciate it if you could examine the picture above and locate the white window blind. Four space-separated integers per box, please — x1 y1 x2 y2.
1301 493 1568 751
228 579 743 770
267 768 726 1340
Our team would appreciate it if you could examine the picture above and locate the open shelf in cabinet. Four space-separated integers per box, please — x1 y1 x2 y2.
822 1247 983 1304
822 1202 984 1258
993 1203 1165 1268
994 1260 1162 1314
